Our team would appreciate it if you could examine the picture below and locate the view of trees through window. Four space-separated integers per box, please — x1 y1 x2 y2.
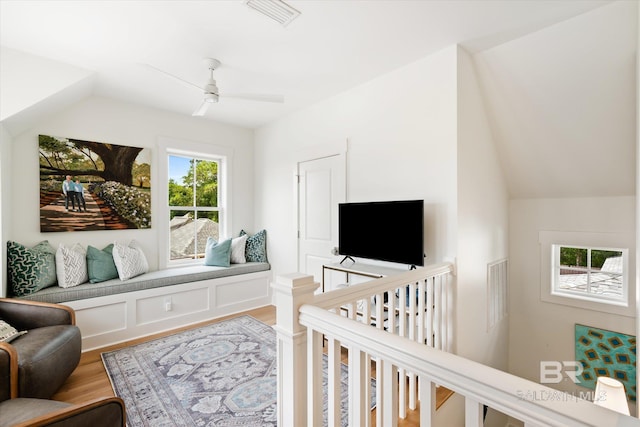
168 155 220 261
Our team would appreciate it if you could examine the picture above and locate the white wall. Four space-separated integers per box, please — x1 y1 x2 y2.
254 46 459 280
253 43 512 425
0 124 12 297
509 197 636 400
254 44 512 374
456 46 510 368
0 47 93 122
2 96 255 294
636 0 640 417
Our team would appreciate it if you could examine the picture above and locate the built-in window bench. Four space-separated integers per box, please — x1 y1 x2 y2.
17 263 272 351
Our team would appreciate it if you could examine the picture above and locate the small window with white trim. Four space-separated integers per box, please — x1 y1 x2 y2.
551 245 627 304
540 230 635 316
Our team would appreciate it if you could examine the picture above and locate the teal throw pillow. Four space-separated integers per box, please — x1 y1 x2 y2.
7 240 57 297
87 244 119 283
240 229 268 263
204 237 232 267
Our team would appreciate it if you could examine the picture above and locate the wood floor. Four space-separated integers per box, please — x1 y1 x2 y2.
52 305 450 426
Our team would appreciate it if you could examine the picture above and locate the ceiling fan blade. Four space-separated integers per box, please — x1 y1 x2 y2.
142 63 202 92
192 101 210 116
220 93 284 103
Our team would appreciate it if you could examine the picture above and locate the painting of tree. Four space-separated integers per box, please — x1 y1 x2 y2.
39 135 151 232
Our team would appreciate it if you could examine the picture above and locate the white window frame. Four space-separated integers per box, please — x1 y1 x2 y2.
158 137 232 269
540 230 635 317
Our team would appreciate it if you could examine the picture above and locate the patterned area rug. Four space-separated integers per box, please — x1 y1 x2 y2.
102 315 375 426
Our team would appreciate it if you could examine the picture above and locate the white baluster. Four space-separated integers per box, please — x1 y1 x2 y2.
465 397 484 427
426 276 434 347
398 285 407 419
408 282 417 410
434 276 442 350
379 359 399 427
327 337 342 427
307 329 323 426
419 376 436 426
348 346 368 426
418 279 426 345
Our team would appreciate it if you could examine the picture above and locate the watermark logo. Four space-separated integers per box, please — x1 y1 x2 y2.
517 389 606 403
540 361 583 384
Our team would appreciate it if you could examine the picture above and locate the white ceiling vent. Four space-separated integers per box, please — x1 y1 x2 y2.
245 0 301 27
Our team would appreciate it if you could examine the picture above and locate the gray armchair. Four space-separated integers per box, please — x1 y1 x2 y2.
0 298 81 399
0 396 126 427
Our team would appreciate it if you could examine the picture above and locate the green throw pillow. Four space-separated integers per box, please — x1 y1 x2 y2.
239 229 268 263
87 244 119 283
204 237 232 267
7 240 57 297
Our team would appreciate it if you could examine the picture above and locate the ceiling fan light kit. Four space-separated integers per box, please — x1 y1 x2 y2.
204 92 219 103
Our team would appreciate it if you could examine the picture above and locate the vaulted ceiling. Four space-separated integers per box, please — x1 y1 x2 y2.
0 0 636 199
475 1 637 198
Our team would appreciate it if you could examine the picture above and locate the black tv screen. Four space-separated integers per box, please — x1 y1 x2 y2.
338 200 424 266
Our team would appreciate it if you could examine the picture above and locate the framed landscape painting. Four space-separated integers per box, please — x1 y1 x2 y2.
39 135 151 232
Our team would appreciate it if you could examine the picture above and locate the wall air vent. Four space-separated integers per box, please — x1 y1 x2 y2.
487 258 508 331
245 0 301 27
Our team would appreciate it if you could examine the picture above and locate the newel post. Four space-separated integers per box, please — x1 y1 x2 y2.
272 273 319 427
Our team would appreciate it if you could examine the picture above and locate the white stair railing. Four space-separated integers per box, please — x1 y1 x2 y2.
300 305 633 427
273 264 634 426
310 263 454 422
273 263 453 425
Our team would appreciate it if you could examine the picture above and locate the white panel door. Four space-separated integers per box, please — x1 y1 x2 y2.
297 155 345 286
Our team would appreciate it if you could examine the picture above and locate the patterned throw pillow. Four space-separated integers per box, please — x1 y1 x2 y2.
7 240 57 297
56 243 88 288
230 235 248 264
204 237 232 267
0 320 27 343
239 229 268 263
87 244 119 283
112 240 149 280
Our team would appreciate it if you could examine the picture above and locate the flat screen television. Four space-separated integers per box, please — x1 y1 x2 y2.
338 199 424 267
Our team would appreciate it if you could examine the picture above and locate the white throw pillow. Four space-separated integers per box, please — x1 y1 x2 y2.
0 320 27 343
112 240 149 280
55 243 88 288
230 235 248 264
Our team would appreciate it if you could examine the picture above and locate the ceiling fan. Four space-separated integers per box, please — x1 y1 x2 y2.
145 58 284 116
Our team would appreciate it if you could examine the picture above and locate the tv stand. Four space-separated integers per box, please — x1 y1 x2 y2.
321 261 405 292
339 255 355 266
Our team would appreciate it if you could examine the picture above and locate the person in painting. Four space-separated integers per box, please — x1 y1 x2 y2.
62 175 76 212
74 179 87 212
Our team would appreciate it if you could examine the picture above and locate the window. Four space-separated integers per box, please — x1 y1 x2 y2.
159 137 232 268
552 245 627 303
540 231 635 316
168 155 220 261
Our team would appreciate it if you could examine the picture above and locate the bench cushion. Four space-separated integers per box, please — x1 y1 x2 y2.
16 262 270 304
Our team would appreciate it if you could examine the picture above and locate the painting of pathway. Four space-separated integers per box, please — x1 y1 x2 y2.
40 191 135 232
39 134 151 232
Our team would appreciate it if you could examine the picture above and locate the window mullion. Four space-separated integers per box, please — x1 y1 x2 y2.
586 248 592 294
193 161 198 258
